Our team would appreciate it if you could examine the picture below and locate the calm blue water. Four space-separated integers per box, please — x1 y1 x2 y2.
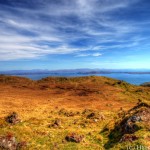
14 73 150 85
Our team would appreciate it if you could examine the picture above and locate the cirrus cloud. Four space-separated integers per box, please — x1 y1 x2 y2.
0 0 149 62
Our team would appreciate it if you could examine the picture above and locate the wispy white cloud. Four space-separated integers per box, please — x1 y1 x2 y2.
76 52 102 57
92 53 102 57
0 0 148 61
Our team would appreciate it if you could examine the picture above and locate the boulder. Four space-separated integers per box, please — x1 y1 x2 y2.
5 112 21 125
65 133 84 143
0 134 26 150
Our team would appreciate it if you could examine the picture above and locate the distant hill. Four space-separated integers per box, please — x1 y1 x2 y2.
1 69 150 75
141 82 150 87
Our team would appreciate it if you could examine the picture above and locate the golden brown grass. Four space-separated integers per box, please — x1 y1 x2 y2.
0 75 150 149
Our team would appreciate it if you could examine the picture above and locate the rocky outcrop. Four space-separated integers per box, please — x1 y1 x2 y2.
104 102 150 149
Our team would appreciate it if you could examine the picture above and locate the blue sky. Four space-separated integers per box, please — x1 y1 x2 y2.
0 0 150 70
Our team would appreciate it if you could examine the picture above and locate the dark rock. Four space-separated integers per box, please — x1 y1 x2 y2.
120 134 138 142
117 80 122 85
17 141 27 149
124 122 139 134
66 111 75 117
73 119 78 125
122 115 141 134
76 111 80 115
82 109 93 115
86 111 105 121
65 133 84 143
54 118 61 126
130 115 141 123
104 103 150 149
49 118 62 128
58 109 76 117
86 113 95 119
0 133 27 150
88 132 92 136
121 103 150 134
5 112 21 125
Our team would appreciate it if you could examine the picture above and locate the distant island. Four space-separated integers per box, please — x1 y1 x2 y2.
1 69 150 75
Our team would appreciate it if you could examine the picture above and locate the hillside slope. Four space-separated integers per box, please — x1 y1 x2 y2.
0 75 149 149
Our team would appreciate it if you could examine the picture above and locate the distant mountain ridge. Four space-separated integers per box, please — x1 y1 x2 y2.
1 69 150 75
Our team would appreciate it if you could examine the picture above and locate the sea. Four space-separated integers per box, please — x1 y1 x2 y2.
13 73 150 85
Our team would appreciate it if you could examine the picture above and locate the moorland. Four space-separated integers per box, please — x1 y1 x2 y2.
0 75 150 149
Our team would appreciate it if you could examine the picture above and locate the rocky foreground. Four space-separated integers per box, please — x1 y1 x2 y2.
0 75 150 149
